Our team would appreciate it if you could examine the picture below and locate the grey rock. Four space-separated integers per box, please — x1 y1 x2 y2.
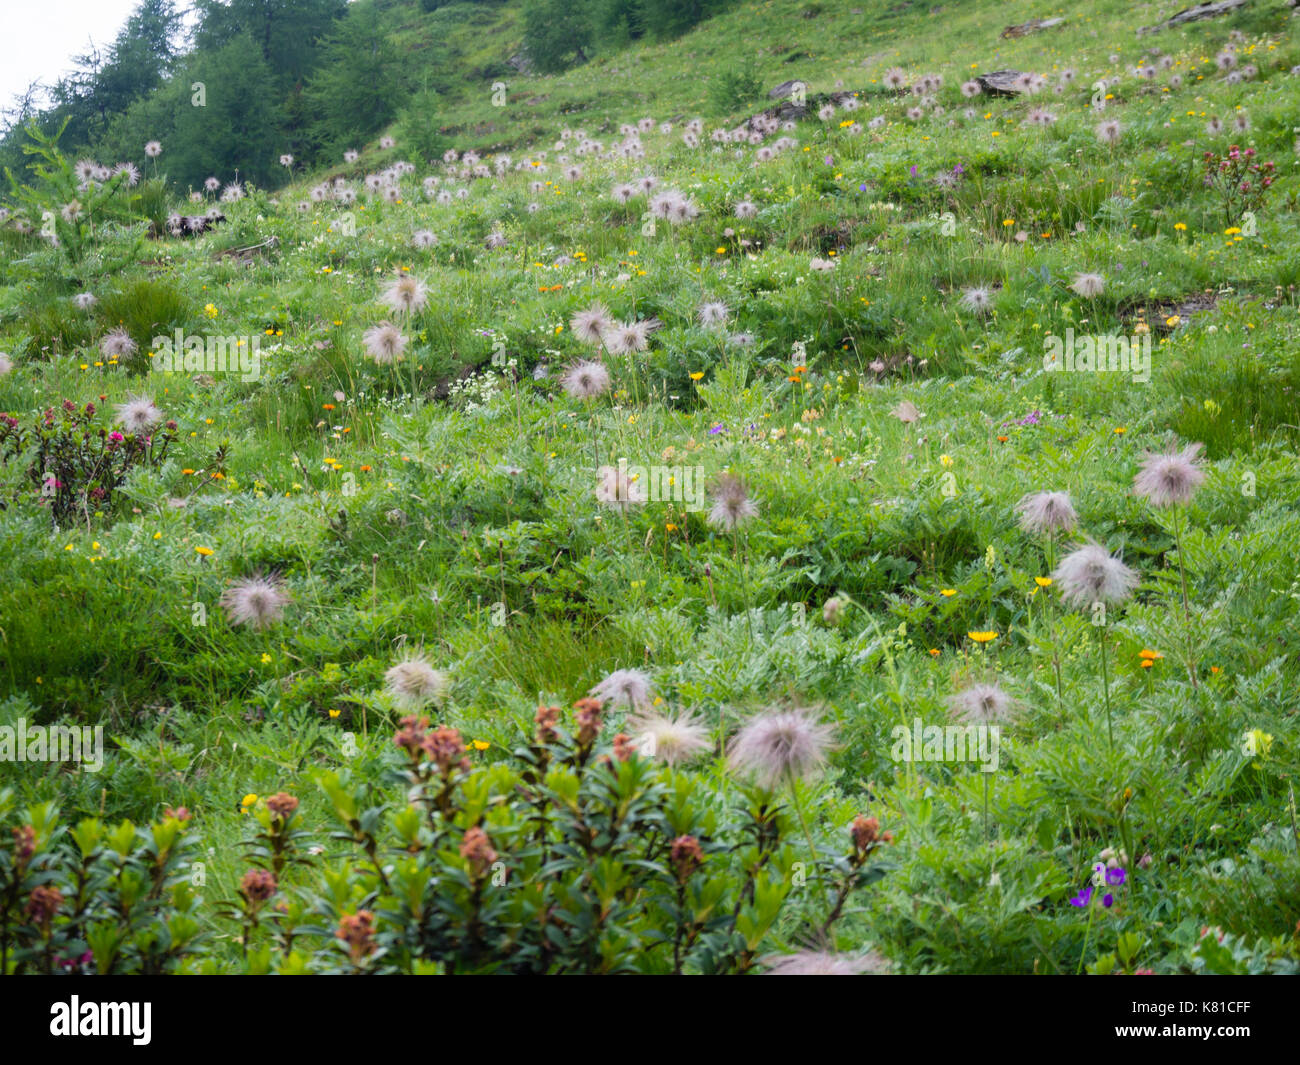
1138 0 1248 34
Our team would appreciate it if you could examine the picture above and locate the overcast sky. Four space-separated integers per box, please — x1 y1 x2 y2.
0 0 169 114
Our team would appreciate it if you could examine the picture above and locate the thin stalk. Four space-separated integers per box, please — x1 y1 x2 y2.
983 773 991 843
1098 618 1113 749
787 773 819 862
1172 505 1200 691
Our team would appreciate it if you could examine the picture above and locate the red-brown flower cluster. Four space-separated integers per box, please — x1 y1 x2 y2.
459 826 498 878
240 868 278 904
850 814 893 860
266 793 299 820
393 715 469 772
534 704 561 744
670 835 705 882
336 911 376 963
25 885 64 926
573 697 605 747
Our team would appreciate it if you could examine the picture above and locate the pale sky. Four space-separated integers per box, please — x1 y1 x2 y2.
0 0 166 116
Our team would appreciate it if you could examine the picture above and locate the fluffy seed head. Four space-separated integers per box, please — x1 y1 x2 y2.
115 395 163 434
697 301 730 329
890 400 921 424
101 328 137 359
1014 491 1078 536
595 464 646 509
1095 120 1123 145
762 949 889 975
959 286 994 315
727 708 834 789
363 322 408 364
589 668 653 710
1053 542 1139 608
220 576 289 630
1133 442 1205 508
1070 272 1106 298
379 274 428 316
570 303 613 346
602 317 660 355
946 682 1017 725
629 709 711 766
707 473 758 532
561 359 611 400
384 657 449 708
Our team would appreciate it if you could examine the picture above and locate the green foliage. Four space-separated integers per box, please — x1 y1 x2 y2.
301 8 408 157
522 0 596 74
707 57 765 114
97 277 190 371
0 398 179 527
396 89 451 166
41 0 183 151
3 120 144 269
214 710 891 974
0 791 205 974
156 36 286 191
1 0 1299 978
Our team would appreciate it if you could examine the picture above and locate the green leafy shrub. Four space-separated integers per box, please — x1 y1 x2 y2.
211 700 893 974
0 791 205 974
96 278 190 371
3 120 145 270
0 398 178 526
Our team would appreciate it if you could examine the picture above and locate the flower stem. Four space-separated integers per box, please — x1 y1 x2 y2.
1172 505 1199 690
788 772 819 862
1098 618 1113 749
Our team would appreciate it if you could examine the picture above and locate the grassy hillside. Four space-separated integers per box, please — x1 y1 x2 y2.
1 0 1299 974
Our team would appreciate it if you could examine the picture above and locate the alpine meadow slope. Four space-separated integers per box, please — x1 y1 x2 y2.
0 0 1299 976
